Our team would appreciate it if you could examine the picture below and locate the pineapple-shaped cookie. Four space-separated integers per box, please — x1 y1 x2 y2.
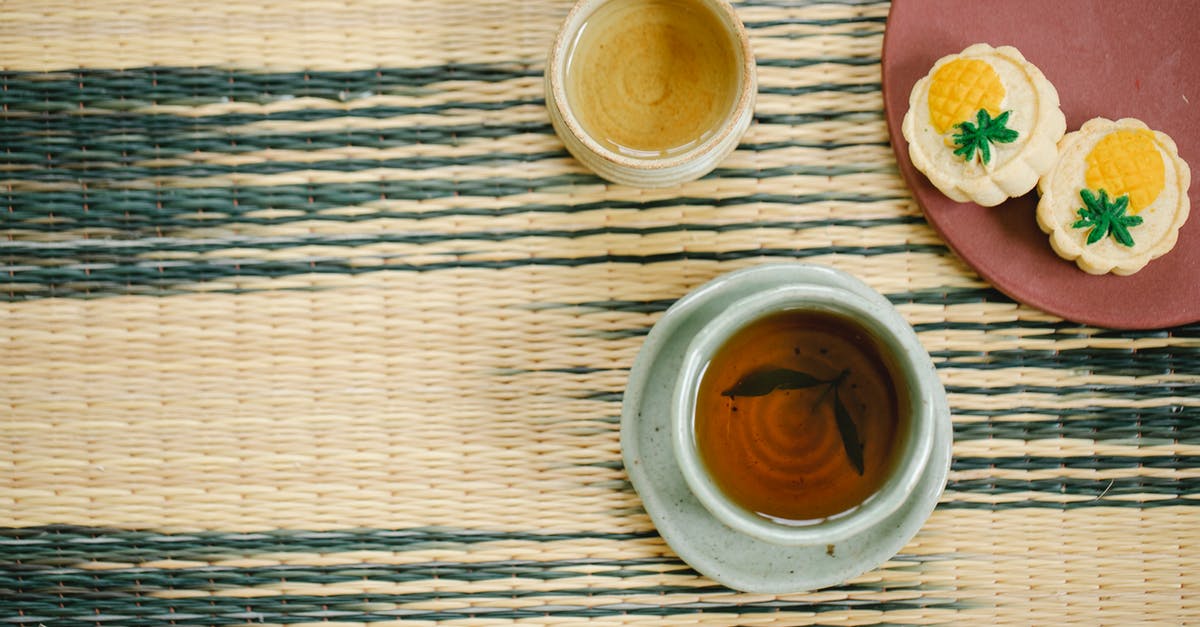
1038 118 1191 275
903 44 1066 206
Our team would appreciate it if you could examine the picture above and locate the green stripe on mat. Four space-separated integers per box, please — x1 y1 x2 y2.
1 217 924 257
0 527 656 564
0 65 541 108
953 455 1199 470
1 120 556 155
1 80 872 129
0 554 940 585
3 98 544 130
0 245 949 300
941 383 1198 397
948 476 1198 497
936 499 1198 509
2 186 904 232
1 131 886 168
1 157 890 182
0 563 934 595
0 106 875 156
954 410 1196 442
0 598 962 626
0 56 880 108
2 151 572 181
1 108 878 156
2 559 693 585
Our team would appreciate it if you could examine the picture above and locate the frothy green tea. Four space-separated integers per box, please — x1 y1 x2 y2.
564 0 740 157
694 310 907 524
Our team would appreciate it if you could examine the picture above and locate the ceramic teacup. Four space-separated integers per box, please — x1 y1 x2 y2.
544 0 757 188
671 280 942 547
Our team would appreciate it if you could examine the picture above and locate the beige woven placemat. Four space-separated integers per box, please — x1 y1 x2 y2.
2 0 1198 624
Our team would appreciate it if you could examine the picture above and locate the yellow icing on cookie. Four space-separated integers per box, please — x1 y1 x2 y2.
927 58 1005 134
1084 129 1165 214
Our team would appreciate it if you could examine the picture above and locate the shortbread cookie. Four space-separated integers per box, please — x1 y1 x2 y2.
902 43 1066 206
1037 117 1191 275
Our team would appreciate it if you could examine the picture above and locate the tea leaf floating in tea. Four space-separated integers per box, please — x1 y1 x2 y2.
722 367 865 475
808 368 849 411
720 368 825 397
832 388 865 475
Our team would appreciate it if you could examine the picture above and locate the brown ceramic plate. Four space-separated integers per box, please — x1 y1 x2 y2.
882 0 1199 329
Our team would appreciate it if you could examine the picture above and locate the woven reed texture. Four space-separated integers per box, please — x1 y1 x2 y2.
2 0 1199 624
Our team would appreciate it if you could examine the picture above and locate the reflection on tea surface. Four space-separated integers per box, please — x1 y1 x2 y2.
565 0 740 158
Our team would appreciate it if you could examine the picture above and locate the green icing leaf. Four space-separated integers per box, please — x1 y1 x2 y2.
1072 189 1143 247
952 108 1019 164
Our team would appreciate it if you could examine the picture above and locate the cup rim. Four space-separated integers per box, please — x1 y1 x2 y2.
671 283 936 546
545 0 757 171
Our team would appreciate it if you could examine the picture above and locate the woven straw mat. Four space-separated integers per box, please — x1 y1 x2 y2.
2 0 1198 624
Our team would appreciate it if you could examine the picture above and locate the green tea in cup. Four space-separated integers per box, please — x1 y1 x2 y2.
563 0 741 158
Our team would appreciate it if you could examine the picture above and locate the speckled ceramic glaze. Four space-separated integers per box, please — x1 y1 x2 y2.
620 264 951 593
545 0 757 188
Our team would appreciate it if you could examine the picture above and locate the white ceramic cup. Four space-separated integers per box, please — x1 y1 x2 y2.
544 0 757 188
671 282 939 547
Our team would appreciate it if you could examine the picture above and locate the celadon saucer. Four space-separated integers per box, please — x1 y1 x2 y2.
620 263 952 593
